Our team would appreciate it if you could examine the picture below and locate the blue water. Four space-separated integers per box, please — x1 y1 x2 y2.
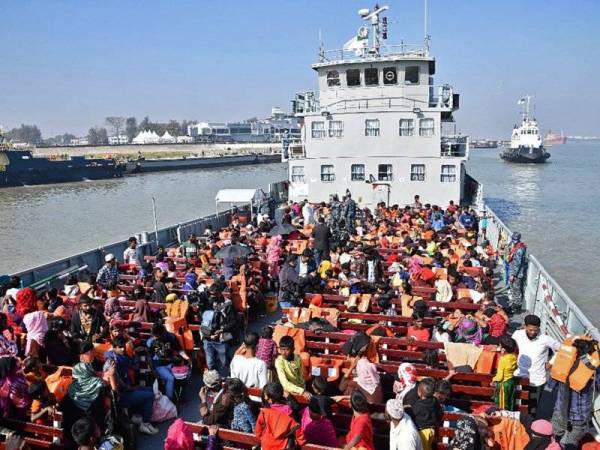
467 141 600 325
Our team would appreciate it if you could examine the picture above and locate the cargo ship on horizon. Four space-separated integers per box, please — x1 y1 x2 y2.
544 130 567 145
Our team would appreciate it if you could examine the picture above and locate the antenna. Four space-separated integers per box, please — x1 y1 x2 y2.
360 4 388 55
424 0 430 54
318 28 325 61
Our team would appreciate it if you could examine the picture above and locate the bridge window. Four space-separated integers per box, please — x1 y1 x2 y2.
441 165 456 182
419 118 435 137
311 121 326 139
365 119 380 137
405 65 420 84
346 69 361 87
327 70 340 87
320 165 335 182
291 166 305 183
410 164 426 181
351 164 365 181
399 119 414 136
365 68 379 86
328 121 343 138
378 164 393 181
383 67 397 85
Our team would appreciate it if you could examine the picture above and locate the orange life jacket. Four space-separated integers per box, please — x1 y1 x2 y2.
551 336 600 392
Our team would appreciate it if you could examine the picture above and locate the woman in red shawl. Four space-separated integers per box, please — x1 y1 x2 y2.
16 287 38 319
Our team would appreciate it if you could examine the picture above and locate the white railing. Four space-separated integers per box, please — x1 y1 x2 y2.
318 43 428 63
293 86 456 116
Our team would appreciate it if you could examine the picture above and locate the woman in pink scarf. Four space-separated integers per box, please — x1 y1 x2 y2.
0 357 31 419
266 235 282 279
22 310 48 358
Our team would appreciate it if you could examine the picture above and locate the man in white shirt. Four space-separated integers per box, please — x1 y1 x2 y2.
302 200 315 226
229 331 268 395
123 236 140 266
385 398 423 450
512 314 560 412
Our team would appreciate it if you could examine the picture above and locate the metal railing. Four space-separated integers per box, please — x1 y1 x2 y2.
317 43 428 63
441 135 469 158
483 203 600 342
293 86 456 116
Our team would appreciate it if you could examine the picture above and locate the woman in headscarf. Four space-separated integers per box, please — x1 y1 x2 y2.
393 362 418 402
0 357 31 419
266 235 283 279
103 293 123 322
449 416 483 450
523 419 561 450
15 287 37 319
22 310 48 359
435 278 454 303
68 342 112 424
318 259 332 280
132 298 149 323
456 317 483 346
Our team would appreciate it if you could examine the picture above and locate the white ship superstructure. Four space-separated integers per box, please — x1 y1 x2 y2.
284 4 468 206
501 96 550 163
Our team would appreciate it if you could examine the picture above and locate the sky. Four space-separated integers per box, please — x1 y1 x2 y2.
1 0 599 138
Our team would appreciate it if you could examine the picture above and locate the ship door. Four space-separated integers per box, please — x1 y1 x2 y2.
372 183 390 206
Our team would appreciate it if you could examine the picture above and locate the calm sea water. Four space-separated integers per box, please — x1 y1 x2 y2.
1 144 598 324
467 141 600 325
0 163 287 273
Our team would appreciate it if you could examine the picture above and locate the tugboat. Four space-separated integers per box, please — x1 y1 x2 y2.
500 96 550 163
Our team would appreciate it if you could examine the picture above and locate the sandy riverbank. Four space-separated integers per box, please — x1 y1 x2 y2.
32 142 280 159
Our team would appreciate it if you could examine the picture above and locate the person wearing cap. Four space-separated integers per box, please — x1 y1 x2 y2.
199 370 224 423
385 398 423 450
70 295 108 345
507 231 527 314
96 253 119 289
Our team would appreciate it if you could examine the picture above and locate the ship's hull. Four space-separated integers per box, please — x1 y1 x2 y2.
0 151 123 187
500 146 550 163
545 136 567 145
125 153 281 173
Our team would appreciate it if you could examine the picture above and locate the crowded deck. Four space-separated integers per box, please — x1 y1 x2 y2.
0 195 598 450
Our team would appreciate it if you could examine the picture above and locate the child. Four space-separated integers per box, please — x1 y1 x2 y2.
28 382 54 425
491 335 518 411
410 378 442 450
406 313 431 352
256 326 278 371
23 357 46 384
344 390 374 450
274 336 309 399
301 396 338 447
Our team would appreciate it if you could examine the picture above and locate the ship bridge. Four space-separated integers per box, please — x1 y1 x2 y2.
285 4 469 207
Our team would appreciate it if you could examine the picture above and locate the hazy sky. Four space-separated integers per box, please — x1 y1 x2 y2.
1 0 599 138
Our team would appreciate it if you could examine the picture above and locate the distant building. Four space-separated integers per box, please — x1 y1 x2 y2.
186 108 300 143
108 135 129 145
176 136 194 144
187 122 231 141
132 130 160 144
70 137 89 146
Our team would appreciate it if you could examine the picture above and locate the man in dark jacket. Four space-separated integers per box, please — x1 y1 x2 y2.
278 255 301 308
70 296 108 345
312 216 332 266
201 285 237 377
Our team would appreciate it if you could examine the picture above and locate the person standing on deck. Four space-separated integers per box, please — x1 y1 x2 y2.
551 338 600 450
96 254 119 289
122 236 141 267
507 231 527 313
302 200 315 226
512 314 559 415
180 233 200 258
342 193 357 235
330 194 342 232
312 216 331 267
